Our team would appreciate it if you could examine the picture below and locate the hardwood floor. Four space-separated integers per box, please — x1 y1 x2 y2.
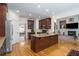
5 38 79 56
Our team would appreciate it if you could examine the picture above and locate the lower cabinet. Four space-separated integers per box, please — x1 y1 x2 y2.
28 32 35 39
31 35 58 52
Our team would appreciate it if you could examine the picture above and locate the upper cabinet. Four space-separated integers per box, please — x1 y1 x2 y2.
39 18 51 29
0 3 7 36
28 20 34 29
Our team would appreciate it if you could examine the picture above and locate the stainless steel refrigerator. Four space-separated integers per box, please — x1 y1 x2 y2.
5 20 13 53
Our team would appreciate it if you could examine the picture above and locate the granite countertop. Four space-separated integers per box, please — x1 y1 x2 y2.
0 37 5 48
32 33 58 37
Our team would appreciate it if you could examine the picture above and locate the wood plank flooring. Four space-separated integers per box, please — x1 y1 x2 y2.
5 38 79 56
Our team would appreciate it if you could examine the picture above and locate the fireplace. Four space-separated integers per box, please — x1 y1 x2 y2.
68 31 76 36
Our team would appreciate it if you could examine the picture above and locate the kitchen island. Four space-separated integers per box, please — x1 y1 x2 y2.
31 33 58 52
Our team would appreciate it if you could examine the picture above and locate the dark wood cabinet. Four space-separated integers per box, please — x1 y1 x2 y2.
28 32 35 39
28 20 35 39
0 3 7 36
31 34 58 52
0 3 7 55
39 18 51 29
28 20 34 29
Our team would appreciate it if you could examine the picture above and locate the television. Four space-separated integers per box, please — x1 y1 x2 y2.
66 23 78 29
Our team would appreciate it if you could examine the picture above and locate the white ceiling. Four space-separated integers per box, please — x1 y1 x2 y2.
8 3 79 19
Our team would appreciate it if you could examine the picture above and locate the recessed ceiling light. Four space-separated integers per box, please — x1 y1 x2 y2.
46 9 49 12
39 16 41 18
37 5 40 8
16 10 20 13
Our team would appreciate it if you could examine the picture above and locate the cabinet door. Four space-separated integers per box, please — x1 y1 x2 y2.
36 37 44 48
48 35 58 45
39 18 51 29
28 20 34 29
31 36 36 51
36 37 48 49
0 4 7 36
